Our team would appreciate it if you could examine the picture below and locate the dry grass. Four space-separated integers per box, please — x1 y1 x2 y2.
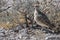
0 10 31 29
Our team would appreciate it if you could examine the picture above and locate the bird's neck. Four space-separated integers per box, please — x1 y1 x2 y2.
34 7 40 15
34 7 39 20
34 8 38 15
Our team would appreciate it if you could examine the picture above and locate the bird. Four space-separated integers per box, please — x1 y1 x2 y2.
34 1 56 31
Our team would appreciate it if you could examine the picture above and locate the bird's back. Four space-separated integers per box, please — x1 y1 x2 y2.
34 9 55 29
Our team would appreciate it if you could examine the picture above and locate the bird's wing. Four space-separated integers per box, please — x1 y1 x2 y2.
37 15 51 26
37 10 51 26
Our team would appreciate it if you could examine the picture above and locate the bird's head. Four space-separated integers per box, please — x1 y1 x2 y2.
34 1 40 9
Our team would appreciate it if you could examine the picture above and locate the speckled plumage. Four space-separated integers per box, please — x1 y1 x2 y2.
34 5 55 31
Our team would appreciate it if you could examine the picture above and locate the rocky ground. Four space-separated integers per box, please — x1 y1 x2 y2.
0 0 60 40
0 25 60 40
0 26 46 40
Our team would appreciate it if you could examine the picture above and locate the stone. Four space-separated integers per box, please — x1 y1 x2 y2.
45 34 60 40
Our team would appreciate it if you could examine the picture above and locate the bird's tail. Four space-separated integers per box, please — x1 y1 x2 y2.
49 23 56 31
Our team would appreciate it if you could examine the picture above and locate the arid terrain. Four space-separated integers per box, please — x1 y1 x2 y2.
0 0 60 40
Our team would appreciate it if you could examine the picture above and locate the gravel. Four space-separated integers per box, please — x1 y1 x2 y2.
0 26 47 40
